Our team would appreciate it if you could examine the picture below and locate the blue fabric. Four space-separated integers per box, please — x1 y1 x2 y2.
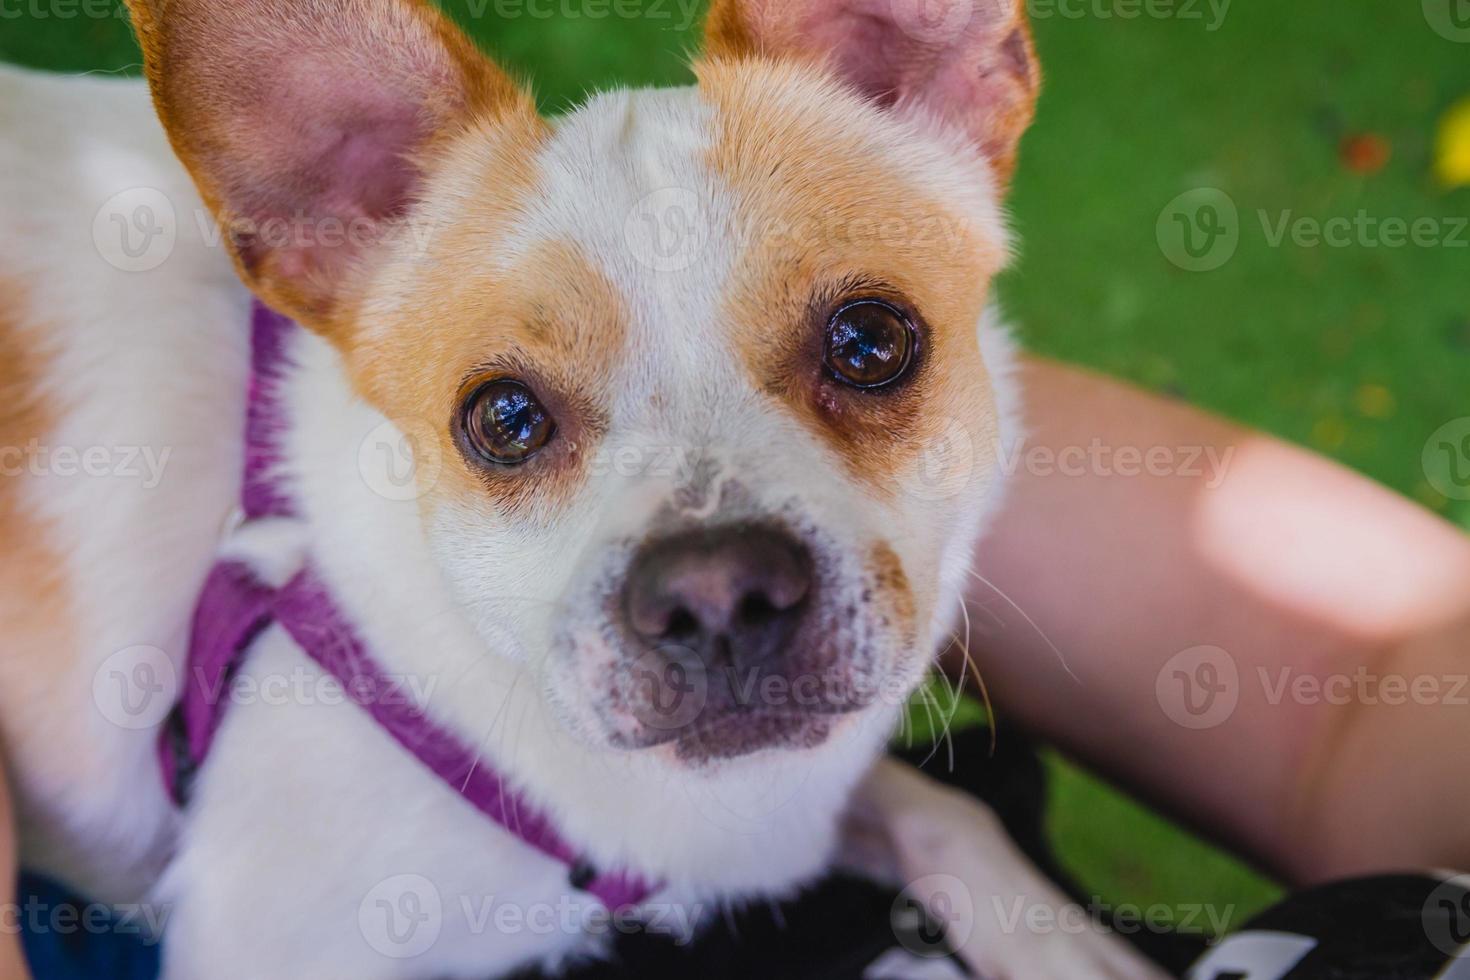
16 874 160 980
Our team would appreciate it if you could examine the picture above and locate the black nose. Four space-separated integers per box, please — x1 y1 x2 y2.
624 526 813 671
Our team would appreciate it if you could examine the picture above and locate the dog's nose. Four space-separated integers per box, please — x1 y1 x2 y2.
624 526 812 669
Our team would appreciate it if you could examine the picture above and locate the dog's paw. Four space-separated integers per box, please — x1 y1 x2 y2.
858 758 1172 980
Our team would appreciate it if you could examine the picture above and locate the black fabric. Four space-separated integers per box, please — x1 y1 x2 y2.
1191 874 1470 980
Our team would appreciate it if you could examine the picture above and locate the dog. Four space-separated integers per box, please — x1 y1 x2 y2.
0 0 1168 976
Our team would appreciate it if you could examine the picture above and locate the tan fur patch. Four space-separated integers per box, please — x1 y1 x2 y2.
868 541 917 644
0 282 74 698
701 58 1001 498
350 169 630 520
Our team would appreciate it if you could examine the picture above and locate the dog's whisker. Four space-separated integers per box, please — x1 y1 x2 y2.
964 569 1078 682
952 596 998 757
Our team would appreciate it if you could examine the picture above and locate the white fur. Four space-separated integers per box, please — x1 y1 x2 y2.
0 59 1149 980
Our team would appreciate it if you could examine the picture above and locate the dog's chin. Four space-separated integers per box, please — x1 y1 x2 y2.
609 704 845 767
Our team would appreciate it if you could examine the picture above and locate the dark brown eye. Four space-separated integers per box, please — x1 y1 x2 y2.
823 300 916 389
463 380 556 465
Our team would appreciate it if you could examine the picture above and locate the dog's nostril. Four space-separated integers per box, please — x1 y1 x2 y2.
737 591 779 626
666 606 700 639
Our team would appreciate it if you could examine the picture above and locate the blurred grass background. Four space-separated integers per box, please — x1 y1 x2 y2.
5 0 1468 938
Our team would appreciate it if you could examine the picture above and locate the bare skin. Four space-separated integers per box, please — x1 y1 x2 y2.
958 356 1470 885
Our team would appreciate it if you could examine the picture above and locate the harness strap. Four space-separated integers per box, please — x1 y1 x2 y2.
159 303 660 910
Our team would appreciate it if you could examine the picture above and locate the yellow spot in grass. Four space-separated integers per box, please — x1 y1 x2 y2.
1311 416 1349 451
1435 97 1470 189
1353 383 1396 420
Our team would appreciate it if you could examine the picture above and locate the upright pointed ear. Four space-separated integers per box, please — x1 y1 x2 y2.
125 0 539 333
704 0 1039 185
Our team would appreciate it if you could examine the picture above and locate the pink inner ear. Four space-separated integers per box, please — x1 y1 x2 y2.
775 0 1035 167
223 61 437 278
804 14 910 108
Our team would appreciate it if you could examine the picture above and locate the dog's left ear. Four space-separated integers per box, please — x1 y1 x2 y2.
704 0 1039 185
124 0 542 336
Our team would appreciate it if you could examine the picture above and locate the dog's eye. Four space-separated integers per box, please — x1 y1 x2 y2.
463 381 556 465
823 300 915 390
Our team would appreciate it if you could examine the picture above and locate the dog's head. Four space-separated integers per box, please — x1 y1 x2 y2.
130 0 1038 766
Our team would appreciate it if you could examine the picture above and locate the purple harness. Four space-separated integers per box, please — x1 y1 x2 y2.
158 302 659 910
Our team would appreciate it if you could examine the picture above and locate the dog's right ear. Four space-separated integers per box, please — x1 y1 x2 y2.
704 0 1038 187
125 0 542 338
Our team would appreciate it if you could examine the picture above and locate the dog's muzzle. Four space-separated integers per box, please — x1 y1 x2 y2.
601 522 870 763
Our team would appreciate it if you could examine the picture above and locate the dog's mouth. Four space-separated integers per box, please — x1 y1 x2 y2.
598 653 879 763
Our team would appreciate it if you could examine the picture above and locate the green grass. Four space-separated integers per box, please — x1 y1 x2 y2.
6 0 1467 941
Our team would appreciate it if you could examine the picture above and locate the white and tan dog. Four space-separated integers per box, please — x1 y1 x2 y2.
0 0 1166 977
